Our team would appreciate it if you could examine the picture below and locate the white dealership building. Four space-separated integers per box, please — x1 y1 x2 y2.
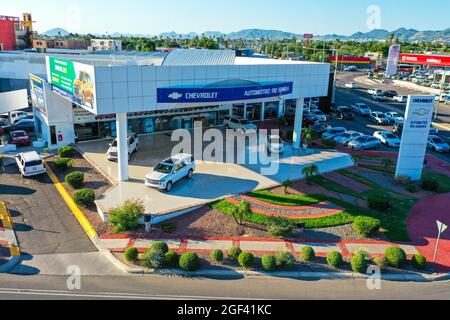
1 49 331 181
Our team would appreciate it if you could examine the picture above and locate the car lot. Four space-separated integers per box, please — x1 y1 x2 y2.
0 156 95 255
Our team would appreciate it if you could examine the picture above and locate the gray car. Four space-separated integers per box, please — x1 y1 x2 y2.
347 135 381 151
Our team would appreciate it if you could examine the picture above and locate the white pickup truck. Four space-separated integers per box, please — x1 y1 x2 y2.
223 116 257 135
107 133 139 161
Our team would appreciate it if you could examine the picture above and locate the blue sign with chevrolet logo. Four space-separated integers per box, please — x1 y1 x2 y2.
157 81 293 104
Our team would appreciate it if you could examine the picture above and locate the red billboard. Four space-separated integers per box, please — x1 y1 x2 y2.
303 34 314 39
400 54 450 67
329 56 371 64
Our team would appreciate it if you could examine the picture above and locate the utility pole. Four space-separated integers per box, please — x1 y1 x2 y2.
332 49 339 104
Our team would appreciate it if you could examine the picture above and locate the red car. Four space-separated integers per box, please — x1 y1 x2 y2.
10 130 30 146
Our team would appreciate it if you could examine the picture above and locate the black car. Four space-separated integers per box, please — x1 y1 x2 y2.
2 119 35 133
383 90 398 98
302 111 317 126
336 107 354 120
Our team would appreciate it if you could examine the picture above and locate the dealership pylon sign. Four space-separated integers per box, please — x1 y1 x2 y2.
395 95 435 181
386 44 401 77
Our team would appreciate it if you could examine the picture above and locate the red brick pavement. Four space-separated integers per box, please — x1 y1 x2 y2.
407 193 450 273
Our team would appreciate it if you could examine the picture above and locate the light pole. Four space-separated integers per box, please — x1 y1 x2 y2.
434 80 445 120
331 49 339 104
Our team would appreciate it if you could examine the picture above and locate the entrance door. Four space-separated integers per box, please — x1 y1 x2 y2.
50 125 57 145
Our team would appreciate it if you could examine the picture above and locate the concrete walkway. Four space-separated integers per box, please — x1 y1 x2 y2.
98 235 419 259
408 193 450 274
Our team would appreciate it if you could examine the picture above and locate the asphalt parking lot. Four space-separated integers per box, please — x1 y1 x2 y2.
0 157 95 255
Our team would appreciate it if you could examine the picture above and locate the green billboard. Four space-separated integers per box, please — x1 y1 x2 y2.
48 57 77 93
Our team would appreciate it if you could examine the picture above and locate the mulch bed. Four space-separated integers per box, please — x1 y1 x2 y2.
46 150 113 235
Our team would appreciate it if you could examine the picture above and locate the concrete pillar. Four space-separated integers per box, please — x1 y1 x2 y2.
278 100 284 118
260 102 265 122
243 103 248 119
292 98 304 150
116 113 129 181
228 104 233 116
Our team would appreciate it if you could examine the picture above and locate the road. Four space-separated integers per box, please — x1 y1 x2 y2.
0 274 449 300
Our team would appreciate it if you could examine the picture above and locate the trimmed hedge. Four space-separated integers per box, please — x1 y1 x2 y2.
55 157 73 171
142 249 165 269
411 254 427 270
58 146 74 158
300 246 315 262
353 216 381 237
327 251 343 268
321 138 337 150
151 241 169 254
261 255 277 272
227 246 242 262
210 249 224 263
179 252 200 271
373 257 387 270
65 171 84 189
421 178 439 192
384 246 407 269
165 251 179 268
351 253 368 273
238 252 255 269
124 247 139 263
367 193 390 211
275 251 296 268
73 188 95 207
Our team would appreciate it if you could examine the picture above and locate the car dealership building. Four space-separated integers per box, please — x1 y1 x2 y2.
1 49 331 181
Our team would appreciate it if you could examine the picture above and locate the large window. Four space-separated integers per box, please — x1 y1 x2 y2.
264 101 280 119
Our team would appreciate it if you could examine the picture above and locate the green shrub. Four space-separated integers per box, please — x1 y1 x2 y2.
405 183 418 193
210 249 224 263
373 257 387 270
351 253 368 273
124 247 139 263
275 251 296 268
384 246 407 269
227 246 242 262
151 241 169 254
367 192 391 211
321 138 337 150
160 222 176 234
55 157 73 171
411 254 427 270
142 249 165 269
238 252 255 269
327 251 343 268
353 216 381 237
300 246 315 262
73 188 95 207
267 216 295 237
179 252 200 271
65 171 84 189
421 178 439 192
165 251 179 268
261 255 277 272
58 146 74 158
108 199 145 233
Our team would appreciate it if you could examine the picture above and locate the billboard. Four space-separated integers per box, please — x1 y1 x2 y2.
400 54 450 67
30 74 47 116
395 95 435 181
46 57 97 112
157 81 293 104
386 44 401 77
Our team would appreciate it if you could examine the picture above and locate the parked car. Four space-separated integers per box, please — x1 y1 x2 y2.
333 131 364 146
223 116 257 135
347 135 381 151
383 90 398 98
309 123 331 136
15 151 46 177
10 130 30 146
107 133 139 161
145 154 196 192
370 112 390 125
345 82 358 89
267 135 285 154
427 135 450 153
393 95 408 103
429 126 439 135
335 106 354 120
373 131 401 148
3 119 35 133
344 66 358 72
393 123 404 135
1 111 33 125
372 93 386 101
368 88 383 95
384 112 404 124
311 110 327 122
322 127 347 139
351 103 371 116
302 111 318 126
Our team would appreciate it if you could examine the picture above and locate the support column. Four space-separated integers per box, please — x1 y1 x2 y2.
116 113 129 181
260 102 265 122
292 98 304 150
278 100 284 118
243 103 248 119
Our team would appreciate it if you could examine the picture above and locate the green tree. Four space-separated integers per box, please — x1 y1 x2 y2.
231 200 251 226
382 158 394 172
302 165 320 185
282 180 293 194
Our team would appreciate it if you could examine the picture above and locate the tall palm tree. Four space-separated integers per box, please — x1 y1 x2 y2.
302 165 320 185
352 154 362 167
382 158 394 173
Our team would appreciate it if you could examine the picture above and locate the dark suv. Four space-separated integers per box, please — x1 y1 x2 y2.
336 107 354 120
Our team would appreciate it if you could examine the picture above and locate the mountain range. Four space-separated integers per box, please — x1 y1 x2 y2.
42 27 450 42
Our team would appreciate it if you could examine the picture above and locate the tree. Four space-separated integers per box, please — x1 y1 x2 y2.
282 180 293 194
302 165 320 185
231 200 251 226
301 128 317 146
352 154 362 167
381 158 394 173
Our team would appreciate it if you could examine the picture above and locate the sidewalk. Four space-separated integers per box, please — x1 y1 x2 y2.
98 234 419 259
0 202 21 273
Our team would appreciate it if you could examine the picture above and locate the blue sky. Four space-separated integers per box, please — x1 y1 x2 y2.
2 0 449 35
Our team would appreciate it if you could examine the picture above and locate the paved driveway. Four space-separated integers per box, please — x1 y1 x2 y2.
0 157 95 255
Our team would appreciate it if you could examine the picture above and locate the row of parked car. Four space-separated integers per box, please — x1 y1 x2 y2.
0 111 35 147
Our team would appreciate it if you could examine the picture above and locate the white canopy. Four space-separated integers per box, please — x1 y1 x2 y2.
0 89 28 114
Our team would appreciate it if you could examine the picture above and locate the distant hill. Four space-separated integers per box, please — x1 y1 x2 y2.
227 29 300 40
42 28 70 37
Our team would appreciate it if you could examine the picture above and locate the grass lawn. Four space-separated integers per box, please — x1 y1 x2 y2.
247 190 321 207
422 170 450 193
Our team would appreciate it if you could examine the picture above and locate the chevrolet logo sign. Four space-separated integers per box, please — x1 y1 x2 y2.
413 108 430 116
168 92 183 100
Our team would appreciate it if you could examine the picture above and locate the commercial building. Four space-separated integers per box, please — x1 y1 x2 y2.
0 13 34 51
33 38 90 51
89 39 122 52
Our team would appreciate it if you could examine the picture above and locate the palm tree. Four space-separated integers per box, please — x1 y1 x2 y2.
231 200 251 226
382 158 394 173
302 165 320 185
282 180 293 194
352 154 362 167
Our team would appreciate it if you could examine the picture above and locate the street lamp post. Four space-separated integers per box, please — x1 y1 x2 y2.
331 49 339 104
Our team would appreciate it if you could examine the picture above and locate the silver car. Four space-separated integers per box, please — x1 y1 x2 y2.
348 135 381 151
427 135 449 153
333 131 364 146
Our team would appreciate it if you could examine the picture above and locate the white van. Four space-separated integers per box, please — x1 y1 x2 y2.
15 151 46 177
